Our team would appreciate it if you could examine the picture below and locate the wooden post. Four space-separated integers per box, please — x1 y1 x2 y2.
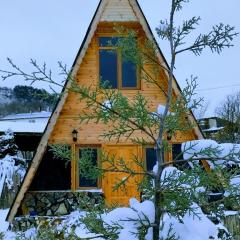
71 144 77 191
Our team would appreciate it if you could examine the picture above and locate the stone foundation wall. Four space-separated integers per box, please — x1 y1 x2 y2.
20 191 103 217
12 215 67 232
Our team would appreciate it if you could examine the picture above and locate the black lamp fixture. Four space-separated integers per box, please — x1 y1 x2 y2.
167 130 172 141
72 129 78 142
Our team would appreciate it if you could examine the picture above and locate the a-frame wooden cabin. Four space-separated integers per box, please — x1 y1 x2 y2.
7 0 204 222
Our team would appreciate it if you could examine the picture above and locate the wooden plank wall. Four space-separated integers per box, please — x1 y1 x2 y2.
100 0 138 22
49 22 197 145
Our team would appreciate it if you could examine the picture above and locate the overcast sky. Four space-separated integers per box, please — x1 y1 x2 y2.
0 0 239 117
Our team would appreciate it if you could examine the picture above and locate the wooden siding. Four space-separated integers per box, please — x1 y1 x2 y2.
7 0 203 222
100 0 138 22
102 144 142 205
49 22 197 145
47 22 198 204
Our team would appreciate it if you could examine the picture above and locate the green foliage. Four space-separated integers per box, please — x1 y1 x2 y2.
13 85 58 109
0 232 4 240
78 148 102 180
215 91 240 143
160 223 179 240
80 212 120 240
0 85 58 116
50 144 71 162
156 9 238 56
76 192 106 212
15 224 76 240
0 0 239 239
0 129 18 158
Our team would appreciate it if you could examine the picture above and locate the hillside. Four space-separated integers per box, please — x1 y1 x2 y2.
0 87 13 105
0 86 58 117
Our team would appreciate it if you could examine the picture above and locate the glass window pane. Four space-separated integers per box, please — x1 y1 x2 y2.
122 59 137 88
146 148 165 172
172 144 183 160
99 37 120 47
99 49 118 89
79 148 98 187
146 148 157 172
172 144 191 170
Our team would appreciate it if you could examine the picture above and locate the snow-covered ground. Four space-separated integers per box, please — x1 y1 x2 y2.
0 200 229 240
0 171 238 239
0 138 239 239
0 209 9 233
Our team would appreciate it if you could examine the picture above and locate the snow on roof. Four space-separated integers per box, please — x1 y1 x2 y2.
0 119 48 133
1 111 51 120
0 112 51 133
202 126 224 132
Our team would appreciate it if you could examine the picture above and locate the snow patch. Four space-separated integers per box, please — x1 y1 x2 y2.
0 155 15 197
102 100 114 112
0 209 9 233
157 104 166 115
0 119 48 133
162 203 220 240
182 139 240 168
24 227 37 239
0 200 227 240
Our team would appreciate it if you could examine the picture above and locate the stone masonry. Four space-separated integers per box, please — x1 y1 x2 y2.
12 191 103 231
21 191 103 216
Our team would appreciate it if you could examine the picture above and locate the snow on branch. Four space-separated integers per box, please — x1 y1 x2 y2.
182 139 240 168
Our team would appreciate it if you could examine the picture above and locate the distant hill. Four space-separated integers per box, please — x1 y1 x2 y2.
0 87 13 105
0 86 58 117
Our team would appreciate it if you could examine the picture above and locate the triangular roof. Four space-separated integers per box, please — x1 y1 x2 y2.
7 0 204 222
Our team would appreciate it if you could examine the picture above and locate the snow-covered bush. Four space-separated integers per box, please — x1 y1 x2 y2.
0 129 18 159
0 129 26 198
5 198 229 240
182 139 240 212
1 0 238 237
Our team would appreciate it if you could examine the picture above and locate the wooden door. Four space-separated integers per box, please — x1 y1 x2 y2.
102 144 142 206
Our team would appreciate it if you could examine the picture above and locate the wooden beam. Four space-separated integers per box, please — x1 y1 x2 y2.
71 144 77 190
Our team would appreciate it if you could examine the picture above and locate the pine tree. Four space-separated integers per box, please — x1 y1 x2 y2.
0 129 18 159
0 0 239 239
215 91 240 143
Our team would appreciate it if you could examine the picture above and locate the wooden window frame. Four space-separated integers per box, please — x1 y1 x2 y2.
98 35 140 90
75 145 102 190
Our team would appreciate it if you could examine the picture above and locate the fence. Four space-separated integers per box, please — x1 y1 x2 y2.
223 214 240 240
0 174 21 209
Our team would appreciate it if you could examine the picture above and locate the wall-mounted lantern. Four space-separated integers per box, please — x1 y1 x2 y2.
72 129 78 142
167 130 172 141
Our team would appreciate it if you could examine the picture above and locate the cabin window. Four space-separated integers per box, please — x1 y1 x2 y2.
29 146 71 191
172 144 191 170
99 37 138 89
145 147 157 171
99 50 118 88
145 147 165 171
78 147 99 188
